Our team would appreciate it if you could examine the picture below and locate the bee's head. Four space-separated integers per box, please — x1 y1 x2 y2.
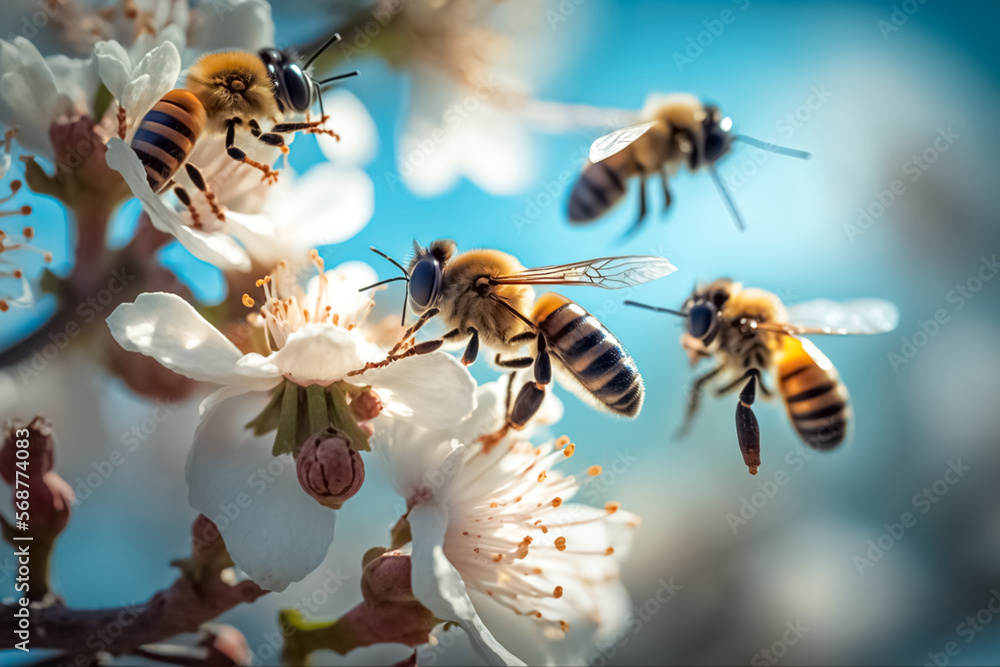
691 105 734 169
259 48 313 114
407 240 454 313
683 280 732 345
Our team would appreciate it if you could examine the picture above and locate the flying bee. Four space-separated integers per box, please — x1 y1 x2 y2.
130 32 358 226
625 281 899 475
356 240 677 441
568 94 811 234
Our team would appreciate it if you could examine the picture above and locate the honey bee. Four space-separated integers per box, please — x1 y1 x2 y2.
625 280 899 475
568 94 811 234
130 32 358 225
356 240 677 438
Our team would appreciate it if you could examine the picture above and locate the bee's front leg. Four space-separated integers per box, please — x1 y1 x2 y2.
736 373 761 476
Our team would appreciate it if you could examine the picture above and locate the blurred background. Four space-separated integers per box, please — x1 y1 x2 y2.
2 0 999 664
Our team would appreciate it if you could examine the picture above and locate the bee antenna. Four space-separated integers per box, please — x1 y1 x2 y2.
733 135 812 160
364 246 411 326
708 166 746 232
623 300 686 318
303 32 343 70
317 71 360 86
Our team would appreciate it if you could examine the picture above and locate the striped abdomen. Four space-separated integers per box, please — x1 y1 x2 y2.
568 160 630 223
532 293 644 417
777 337 849 450
130 89 207 193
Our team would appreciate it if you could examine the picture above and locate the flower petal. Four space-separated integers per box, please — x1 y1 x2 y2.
188 393 336 592
410 502 524 666
106 292 278 387
93 40 132 100
104 139 252 271
315 90 378 167
269 324 364 386
271 163 374 249
354 352 476 427
0 37 58 158
121 41 181 128
306 262 377 324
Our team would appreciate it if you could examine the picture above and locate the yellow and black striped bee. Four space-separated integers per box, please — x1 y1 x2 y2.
569 94 810 234
130 32 358 225
357 240 677 442
626 280 899 475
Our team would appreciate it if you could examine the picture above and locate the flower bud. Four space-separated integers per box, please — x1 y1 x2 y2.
191 514 225 561
32 472 74 536
350 389 382 421
296 430 365 508
361 549 416 605
47 117 128 201
1 417 54 483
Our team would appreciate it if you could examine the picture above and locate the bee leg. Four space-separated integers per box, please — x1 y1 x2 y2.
270 118 340 140
172 185 202 229
225 118 279 184
505 371 516 413
735 374 762 475
183 163 225 222
482 333 551 452
494 353 533 369
388 308 441 355
461 327 479 366
716 367 766 396
250 119 290 155
660 168 673 216
623 174 649 238
677 363 724 437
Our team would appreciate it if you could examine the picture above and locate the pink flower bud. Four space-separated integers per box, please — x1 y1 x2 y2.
200 624 251 667
351 389 382 421
362 549 416 605
32 472 74 535
296 431 365 508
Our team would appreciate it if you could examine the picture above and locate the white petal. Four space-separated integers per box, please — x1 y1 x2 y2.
373 422 463 502
354 352 476 427
409 503 525 666
188 394 336 592
104 139 252 271
188 0 274 57
121 41 181 127
93 41 132 100
0 37 58 158
106 292 277 387
274 163 374 248
306 262 377 323
315 90 378 166
269 324 364 385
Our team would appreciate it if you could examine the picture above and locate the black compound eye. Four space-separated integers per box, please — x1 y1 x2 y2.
687 302 717 339
282 63 312 112
704 130 728 161
409 257 442 311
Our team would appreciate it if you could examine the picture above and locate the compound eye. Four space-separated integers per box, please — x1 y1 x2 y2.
282 63 312 112
687 302 717 339
704 130 728 161
409 257 442 311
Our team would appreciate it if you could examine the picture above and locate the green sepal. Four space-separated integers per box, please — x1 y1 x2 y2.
327 383 371 452
272 381 300 457
246 382 286 436
279 608 353 664
305 385 329 436
93 83 114 123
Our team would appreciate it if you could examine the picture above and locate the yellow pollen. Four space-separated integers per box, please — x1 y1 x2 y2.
555 435 570 448
534 612 542 619
605 547 615 556
552 497 562 508
492 554 503 562
490 502 498 509
559 620 570 633
541 526 549 534
533 568 543 574
22 226 33 239
588 465 602 476
462 531 469 536
554 537 567 551
605 501 620 514
12 269 22 279
242 294 255 307
537 471 547 483
0 300 8 312
563 444 575 457
553 586 563 599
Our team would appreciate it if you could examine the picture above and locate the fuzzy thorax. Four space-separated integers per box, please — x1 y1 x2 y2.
186 52 282 135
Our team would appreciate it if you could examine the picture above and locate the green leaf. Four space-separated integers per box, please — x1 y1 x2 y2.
327 384 371 452
246 382 286 436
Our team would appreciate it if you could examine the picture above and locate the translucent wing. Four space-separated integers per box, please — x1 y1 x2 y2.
491 256 677 290
589 122 656 163
754 299 900 336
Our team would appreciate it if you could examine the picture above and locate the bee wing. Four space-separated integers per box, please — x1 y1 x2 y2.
754 299 900 336
491 256 677 290
589 122 657 163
